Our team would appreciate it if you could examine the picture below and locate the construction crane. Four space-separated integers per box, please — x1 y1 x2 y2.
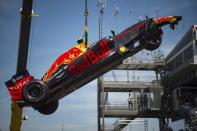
9 0 33 131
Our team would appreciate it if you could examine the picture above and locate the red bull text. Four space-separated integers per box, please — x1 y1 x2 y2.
43 47 83 82
68 40 111 76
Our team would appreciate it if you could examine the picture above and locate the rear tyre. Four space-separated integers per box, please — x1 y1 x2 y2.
143 36 162 51
36 101 59 115
140 29 163 51
23 80 49 106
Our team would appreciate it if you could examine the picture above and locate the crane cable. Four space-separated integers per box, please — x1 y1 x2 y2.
84 0 88 48
27 0 38 72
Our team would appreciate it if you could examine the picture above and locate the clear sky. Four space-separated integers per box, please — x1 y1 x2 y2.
0 0 197 131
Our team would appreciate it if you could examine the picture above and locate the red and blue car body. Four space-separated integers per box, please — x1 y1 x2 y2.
5 16 182 114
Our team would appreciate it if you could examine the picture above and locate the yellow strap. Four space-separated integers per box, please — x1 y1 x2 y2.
10 101 23 131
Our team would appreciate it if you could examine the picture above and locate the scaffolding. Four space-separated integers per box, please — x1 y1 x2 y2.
97 52 165 131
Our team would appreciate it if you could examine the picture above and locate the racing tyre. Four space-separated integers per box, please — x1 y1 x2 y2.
23 79 49 106
36 101 59 115
140 29 163 51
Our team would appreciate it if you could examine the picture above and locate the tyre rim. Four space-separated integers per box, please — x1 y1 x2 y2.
27 83 43 100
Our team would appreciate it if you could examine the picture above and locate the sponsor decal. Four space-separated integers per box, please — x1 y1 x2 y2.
7 76 33 100
68 39 111 76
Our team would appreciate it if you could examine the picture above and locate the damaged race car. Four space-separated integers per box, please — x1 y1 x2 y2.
5 16 182 115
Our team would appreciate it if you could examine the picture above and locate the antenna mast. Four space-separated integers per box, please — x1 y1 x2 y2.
114 6 119 32
97 0 105 40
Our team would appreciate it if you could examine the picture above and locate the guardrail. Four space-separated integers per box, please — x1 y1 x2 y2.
123 49 164 63
102 80 161 86
103 98 159 112
104 101 139 111
102 75 160 82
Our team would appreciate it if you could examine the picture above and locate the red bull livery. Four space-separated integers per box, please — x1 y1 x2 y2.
5 16 182 115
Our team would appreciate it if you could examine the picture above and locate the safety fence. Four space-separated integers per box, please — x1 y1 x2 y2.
102 75 160 84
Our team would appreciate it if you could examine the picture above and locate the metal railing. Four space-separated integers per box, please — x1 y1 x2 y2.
104 101 139 111
102 75 160 83
123 49 165 64
104 98 160 112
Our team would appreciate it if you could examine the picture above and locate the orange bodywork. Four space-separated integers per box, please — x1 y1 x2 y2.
42 42 87 82
153 16 177 24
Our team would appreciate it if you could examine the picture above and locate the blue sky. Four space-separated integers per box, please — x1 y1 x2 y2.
0 0 197 131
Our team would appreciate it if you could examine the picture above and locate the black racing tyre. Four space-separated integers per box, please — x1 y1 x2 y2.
140 29 163 51
36 101 59 115
23 79 49 106
143 36 162 51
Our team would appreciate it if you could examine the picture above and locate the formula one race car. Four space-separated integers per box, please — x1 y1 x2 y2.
5 16 182 115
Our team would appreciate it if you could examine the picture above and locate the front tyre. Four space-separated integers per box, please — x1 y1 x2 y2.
36 101 59 115
23 80 49 106
140 29 163 51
